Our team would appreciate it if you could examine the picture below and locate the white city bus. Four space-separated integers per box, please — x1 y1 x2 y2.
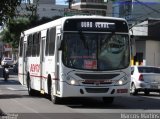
18 15 133 104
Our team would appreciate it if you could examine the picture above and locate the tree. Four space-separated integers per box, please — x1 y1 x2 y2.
0 0 39 48
0 18 30 48
24 0 39 20
66 0 73 9
0 16 61 48
0 0 21 25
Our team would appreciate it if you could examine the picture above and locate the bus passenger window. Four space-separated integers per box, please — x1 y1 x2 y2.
49 28 56 55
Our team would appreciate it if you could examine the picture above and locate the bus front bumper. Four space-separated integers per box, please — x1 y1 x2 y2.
57 82 130 97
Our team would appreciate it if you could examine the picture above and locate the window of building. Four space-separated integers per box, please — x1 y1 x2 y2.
21 0 33 3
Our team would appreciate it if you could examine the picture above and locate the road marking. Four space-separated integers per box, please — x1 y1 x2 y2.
7 87 27 91
0 90 3 94
7 87 18 91
12 99 39 113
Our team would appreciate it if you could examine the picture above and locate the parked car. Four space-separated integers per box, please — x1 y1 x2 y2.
1 57 14 67
130 65 160 95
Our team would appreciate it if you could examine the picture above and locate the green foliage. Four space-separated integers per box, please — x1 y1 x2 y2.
0 0 62 48
1 16 61 48
1 18 29 48
0 0 21 24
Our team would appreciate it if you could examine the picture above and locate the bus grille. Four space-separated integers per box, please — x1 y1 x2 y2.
85 88 109 93
82 81 112 84
76 73 119 79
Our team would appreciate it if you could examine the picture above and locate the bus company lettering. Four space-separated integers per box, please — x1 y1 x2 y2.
30 64 40 72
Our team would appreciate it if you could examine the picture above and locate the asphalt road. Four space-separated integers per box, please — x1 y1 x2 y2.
0 68 160 119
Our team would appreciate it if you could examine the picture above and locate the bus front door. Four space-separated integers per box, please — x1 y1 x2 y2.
40 37 45 94
23 42 27 85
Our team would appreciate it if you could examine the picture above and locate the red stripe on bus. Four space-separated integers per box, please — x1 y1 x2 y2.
18 73 58 80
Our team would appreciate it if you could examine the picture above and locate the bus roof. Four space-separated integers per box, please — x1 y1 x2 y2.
21 15 127 37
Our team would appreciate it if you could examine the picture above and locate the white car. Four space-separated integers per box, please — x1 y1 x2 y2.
130 66 160 95
1 57 14 67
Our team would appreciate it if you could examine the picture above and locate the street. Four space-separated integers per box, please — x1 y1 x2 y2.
0 68 160 119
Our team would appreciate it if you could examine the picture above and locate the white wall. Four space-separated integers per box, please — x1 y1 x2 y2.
146 40 160 66
135 40 146 65
132 21 148 36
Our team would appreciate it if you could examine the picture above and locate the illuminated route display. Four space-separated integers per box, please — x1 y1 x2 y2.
64 18 128 32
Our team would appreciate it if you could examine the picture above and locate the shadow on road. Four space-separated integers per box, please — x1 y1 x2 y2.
0 79 21 85
61 95 160 110
0 94 28 99
62 97 126 109
135 93 160 97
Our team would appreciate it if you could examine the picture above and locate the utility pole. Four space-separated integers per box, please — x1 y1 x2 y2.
66 0 73 9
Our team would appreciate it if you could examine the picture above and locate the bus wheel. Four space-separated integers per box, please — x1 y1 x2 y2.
103 97 114 104
27 75 35 96
50 86 60 104
131 83 138 95
144 91 149 95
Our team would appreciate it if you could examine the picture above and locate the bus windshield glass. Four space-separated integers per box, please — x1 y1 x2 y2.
62 32 130 71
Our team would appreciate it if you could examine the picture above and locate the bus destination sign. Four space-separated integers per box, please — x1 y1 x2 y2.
64 19 128 32
80 21 115 30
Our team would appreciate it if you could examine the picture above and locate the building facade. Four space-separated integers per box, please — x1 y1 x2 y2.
71 0 112 16
21 0 55 4
18 0 67 18
132 18 160 66
112 0 160 67
33 0 55 4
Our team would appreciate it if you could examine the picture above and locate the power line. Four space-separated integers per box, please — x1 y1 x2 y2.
134 0 160 14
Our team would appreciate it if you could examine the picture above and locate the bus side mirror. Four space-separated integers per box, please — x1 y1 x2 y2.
131 35 136 56
58 40 64 51
57 35 62 50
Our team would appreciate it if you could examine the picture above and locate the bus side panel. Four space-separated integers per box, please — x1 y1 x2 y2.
28 57 41 91
18 57 25 85
18 37 27 86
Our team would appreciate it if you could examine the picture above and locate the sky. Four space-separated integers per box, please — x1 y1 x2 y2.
56 0 66 5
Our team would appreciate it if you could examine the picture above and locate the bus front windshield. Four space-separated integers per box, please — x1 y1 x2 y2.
62 32 130 71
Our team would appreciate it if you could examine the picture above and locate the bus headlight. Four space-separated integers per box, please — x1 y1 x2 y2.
115 76 128 86
66 76 80 86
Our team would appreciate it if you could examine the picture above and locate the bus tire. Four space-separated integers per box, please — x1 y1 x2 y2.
27 74 35 96
103 97 114 104
131 83 138 95
144 91 149 95
50 86 60 104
